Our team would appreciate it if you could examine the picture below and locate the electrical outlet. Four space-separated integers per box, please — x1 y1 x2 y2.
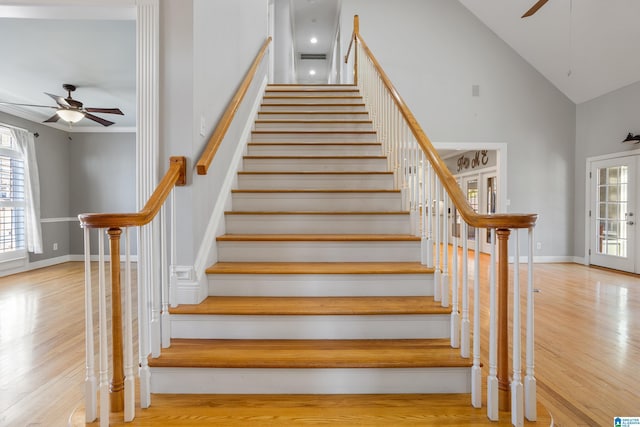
200 116 205 136
536 242 542 250
53 243 58 251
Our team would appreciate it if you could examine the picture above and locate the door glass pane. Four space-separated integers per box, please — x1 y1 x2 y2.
596 165 628 257
466 179 478 240
486 176 497 244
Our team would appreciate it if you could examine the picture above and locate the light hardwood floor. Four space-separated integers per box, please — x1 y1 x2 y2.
0 260 638 426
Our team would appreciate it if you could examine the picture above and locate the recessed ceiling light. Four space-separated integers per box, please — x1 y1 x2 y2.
309 70 316 76
310 37 318 44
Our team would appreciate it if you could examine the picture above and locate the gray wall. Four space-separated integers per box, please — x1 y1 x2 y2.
0 111 71 264
341 0 576 258
161 0 269 266
68 132 137 255
574 81 640 256
273 0 295 83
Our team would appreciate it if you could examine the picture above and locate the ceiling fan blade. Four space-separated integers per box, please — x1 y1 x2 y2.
0 101 57 109
45 92 71 108
85 107 124 115
522 0 549 18
43 113 60 123
85 112 115 127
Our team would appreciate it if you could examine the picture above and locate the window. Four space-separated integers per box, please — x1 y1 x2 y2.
0 127 26 261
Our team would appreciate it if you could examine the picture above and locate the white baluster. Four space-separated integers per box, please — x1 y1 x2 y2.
471 234 482 408
170 191 178 308
421 154 430 266
138 226 151 408
487 228 498 421
98 231 110 426
160 205 171 348
150 221 161 358
433 178 441 302
525 227 537 421
461 222 470 358
424 163 434 268
450 221 459 347
441 194 450 308
512 230 524 426
83 228 97 422
123 228 135 422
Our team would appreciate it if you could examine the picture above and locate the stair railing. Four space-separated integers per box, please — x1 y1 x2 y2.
196 37 272 175
79 156 186 426
346 15 538 424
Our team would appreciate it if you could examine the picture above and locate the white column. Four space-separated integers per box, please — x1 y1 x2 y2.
98 231 110 426
123 228 135 422
135 0 159 409
471 235 482 408
487 228 498 421
512 230 524 427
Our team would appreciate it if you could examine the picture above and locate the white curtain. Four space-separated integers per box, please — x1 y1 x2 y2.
10 128 43 254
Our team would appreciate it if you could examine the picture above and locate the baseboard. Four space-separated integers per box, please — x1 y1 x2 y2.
0 254 140 278
509 255 581 264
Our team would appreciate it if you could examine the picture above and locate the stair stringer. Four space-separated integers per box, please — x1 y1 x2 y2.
173 75 268 305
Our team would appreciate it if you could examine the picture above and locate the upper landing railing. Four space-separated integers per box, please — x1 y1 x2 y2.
345 15 538 425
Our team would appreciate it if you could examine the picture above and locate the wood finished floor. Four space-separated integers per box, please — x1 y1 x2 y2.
0 260 638 426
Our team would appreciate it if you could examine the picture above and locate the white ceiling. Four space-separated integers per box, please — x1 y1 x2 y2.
291 0 340 84
458 0 640 104
0 5 136 132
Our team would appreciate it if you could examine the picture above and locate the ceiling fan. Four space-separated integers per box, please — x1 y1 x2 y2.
522 0 549 18
0 83 124 127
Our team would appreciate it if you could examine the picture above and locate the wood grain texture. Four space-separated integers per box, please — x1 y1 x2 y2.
206 261 433 274
147 338 470 369
196 37 272 175
216 234 422 242
231 189 399 194
169 296 449 316
4 260 639 426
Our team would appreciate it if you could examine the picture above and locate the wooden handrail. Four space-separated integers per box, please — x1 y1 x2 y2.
79 156 187 229
346 18 536 230
196 37 272 175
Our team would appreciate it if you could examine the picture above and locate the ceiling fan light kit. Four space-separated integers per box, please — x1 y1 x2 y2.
0 83 123 127
56 108 84 123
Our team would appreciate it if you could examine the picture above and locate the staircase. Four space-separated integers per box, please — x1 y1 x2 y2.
148 84 472 395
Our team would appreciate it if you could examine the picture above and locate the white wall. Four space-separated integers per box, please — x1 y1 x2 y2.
341 0 576 258
574 81 640 256
273 0 295 83
160 0 269 270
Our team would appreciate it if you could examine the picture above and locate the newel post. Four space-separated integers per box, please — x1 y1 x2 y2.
496 228 511 412
107 227 125 412
353 15 359 86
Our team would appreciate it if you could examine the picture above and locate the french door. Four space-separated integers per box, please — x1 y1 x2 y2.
589 155 638 273
454 172 497 253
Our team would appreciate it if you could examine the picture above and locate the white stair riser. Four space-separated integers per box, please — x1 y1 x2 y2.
150 367 471 394
231 192 402 212
258 112 369 120
237 174 394 190
207 273 434 297
265 91 360 97
261 104 366 112
170 314 449 340
217 241 421 262
224 214 410 234
252 132 377 143
242 157 387 172
263 97 363 105
267 85 357 91
246 143 382 156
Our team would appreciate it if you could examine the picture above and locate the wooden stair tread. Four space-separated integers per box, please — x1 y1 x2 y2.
252 130 376 134
170 296 447 316
232 189 399 194
216 234 421 242
237 171 392 175
243 155 385 159
224 211 409 215
255 119 372 124
206 262 434 275
246 142 381 146
261 103 366 107
258 110 369 114
264 96 363 99
148 338 470 369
